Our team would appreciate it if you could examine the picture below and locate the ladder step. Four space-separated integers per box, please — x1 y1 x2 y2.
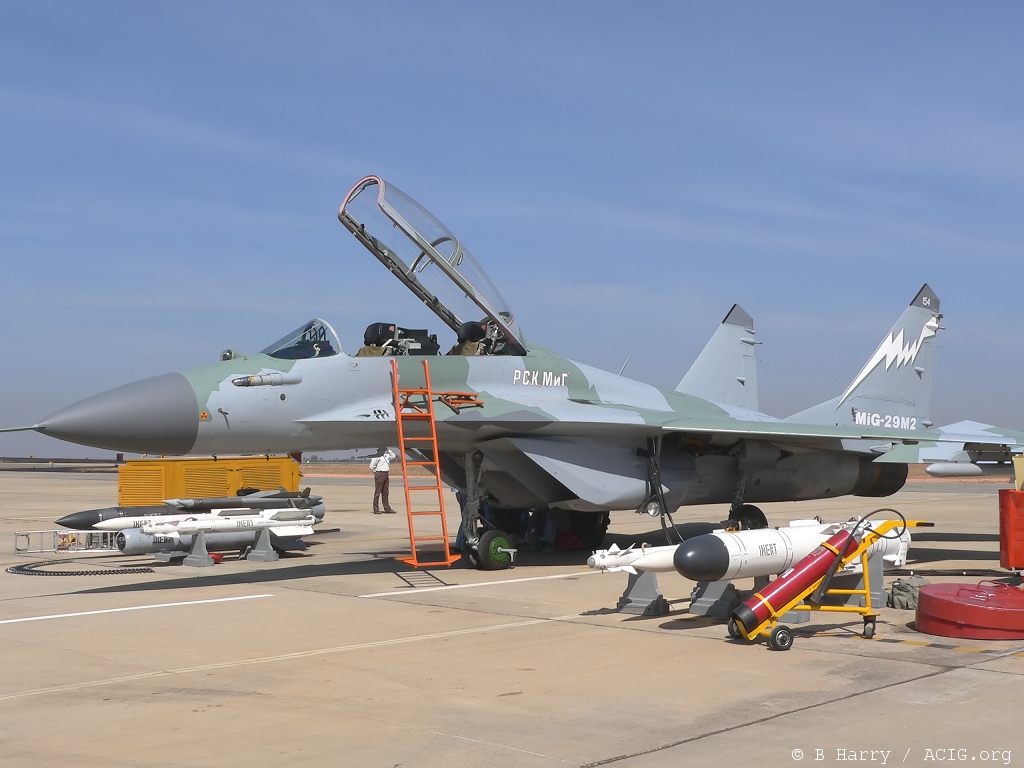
392 358 466 569
398 554 461 568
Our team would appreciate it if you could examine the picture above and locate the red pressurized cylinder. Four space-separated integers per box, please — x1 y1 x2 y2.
731 529 856 634
998 489 1024 570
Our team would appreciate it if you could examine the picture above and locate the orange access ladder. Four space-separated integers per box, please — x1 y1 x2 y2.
389 359 482 568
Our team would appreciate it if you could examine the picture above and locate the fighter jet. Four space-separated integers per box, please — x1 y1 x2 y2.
5 175 1022 569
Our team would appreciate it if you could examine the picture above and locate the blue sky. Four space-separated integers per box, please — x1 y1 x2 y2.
1 3 1022 457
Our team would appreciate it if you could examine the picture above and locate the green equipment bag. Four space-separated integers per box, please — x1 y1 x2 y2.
887 575 929 610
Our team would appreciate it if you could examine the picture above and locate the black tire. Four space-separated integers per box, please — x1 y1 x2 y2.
863 622 876 639
768 625 794 651
462 547 480 569
477 529 513 571
730 504 768 531
727 618 743 640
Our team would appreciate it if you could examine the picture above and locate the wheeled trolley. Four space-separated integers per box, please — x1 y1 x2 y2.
729 515 932 650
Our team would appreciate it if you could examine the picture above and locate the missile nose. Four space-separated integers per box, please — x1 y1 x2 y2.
37 373 199 455
587 555 597 568
673 534 730 582
55 509 103 530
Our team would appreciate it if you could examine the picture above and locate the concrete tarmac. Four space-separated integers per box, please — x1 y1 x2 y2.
0 472 1021 767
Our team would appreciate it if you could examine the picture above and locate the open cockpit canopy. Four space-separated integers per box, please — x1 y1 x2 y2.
339 175 526 355
261 318 341 359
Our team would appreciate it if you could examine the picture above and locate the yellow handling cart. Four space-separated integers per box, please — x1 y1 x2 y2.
729 517 933 650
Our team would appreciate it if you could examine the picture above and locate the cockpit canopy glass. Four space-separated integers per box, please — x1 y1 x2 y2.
339 177 525 354
261 318 341 359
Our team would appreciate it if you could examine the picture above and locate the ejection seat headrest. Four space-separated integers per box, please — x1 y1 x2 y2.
456 321 487 344
363 322 397 347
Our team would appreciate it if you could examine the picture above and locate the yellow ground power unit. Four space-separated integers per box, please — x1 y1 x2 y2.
117 456 301 506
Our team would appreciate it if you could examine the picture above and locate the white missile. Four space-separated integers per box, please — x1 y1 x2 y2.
95 513 200 531
673 519 912 582
142 514 315 536
94 506 313 532
587 542 679 574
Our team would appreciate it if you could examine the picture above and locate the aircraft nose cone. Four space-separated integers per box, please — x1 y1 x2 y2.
38 373 199 454
673 534 730 582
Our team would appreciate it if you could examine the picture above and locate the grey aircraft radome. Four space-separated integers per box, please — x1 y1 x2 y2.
5 175 1022 568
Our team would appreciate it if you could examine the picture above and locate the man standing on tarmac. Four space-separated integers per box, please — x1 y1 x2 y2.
370 447 398 514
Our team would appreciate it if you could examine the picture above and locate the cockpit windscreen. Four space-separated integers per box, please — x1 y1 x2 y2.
261 318 341 359
339 176 525 354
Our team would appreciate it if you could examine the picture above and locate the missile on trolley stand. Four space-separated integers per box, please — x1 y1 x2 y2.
55 489 325 530
673 519 912 582
115 529 311 555
141 514 315 536
116 515 316 556
86 504 322 532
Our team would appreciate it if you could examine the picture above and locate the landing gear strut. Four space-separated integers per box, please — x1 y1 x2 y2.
458 450 513 571
729 503 768 531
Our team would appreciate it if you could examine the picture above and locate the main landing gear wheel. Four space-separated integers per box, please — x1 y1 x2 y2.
730 504 768 531
768 625 794 651
477 529 513 571
462 547 480 569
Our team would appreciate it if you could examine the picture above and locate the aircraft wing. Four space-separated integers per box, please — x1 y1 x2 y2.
657 415 1024 453
871 420 1024 466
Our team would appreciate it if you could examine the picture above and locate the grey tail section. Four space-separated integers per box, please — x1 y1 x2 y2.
785 284 941 429
676 304 760 411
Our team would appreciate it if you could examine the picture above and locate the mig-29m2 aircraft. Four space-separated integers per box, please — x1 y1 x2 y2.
8 175 1022 569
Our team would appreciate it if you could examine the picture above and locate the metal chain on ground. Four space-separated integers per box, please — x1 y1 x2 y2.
6 559 154 576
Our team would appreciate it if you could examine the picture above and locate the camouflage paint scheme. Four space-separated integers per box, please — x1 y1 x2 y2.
18 176 1023 541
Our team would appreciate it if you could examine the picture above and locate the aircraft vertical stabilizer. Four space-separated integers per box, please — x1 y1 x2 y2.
786 285 941 429
676 304 760 411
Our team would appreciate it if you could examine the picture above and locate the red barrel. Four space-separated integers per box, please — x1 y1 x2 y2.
999 489 1024 570
732 530 856 635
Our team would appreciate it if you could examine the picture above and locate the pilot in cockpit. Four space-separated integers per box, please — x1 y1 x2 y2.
355 322 398 357
354 318 515 358
447 321 488 356
355 322 441 357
